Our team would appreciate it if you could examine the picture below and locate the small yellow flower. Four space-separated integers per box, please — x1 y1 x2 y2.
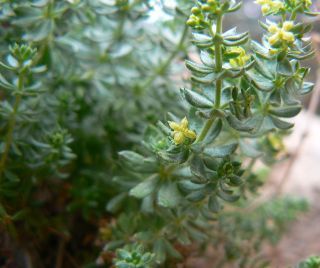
168 117 196 145
268 21 295 46
228 47 250 68
255 0 284 15
304 0 312 8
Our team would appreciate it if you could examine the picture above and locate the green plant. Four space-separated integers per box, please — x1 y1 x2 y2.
101 0 317 266
297 256 320 268
0 0 317 266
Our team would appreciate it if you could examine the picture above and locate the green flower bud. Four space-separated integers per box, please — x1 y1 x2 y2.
186 19 197 27
201 4 211 12
191 7 201 15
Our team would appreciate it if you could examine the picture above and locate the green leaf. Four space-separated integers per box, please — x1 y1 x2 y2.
223 35 249 46
191 73 218 85
181 88 213 109
223 32 248 42
129 175 159 199
251 40 269 58
299 82 314 95
204 143 238 158
107 193 127 213
270 116 294 130
187 190 206 202
119 151 157 172
239 140 262 158
217 189 240 202
246 70 274 91
190 154 207 180
0 73 15 90
158 146 189 164
229 175 242 186
208 195 220 213
227 1 242 12
304 11 320 16
277 59 293 76
178 180 205 193
204 119 223 144
226 114 254 132
157 183 181 208
269 105 301 118
192 33 213 48
153 239 167 264
200 51 215 67
185 60 214 75
23 20 54 42
164 239 182 259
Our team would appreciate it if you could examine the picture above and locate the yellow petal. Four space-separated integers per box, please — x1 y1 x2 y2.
271 1 284 10
268 24 279 34
184 129 197 139
282 31 294 42
283 21 294 31
180 117 189 128
168 121 181 131
261 4 270 14
229 58 237 67
173 132 185 144
268 33 279 45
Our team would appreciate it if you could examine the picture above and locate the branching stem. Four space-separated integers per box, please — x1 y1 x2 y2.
197 13 223 142
0 73 24 181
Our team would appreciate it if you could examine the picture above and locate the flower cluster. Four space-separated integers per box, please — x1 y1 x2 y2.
168 117 196 145
255 0 284 15
268 21 295 46
186 6 206 29
228 47 251 68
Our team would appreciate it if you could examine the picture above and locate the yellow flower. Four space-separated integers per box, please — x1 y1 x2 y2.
255 0 284 15
228 47 250 68
304 0 312 8
168 117 196 145
268 21 295 46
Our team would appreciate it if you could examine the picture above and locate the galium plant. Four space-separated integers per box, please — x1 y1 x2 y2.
102 0 318 266
0 0 193 265
0 0 317 266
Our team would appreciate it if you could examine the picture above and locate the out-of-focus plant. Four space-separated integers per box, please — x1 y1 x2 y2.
0 0 193 265
296 256 320 268
0 0 318 266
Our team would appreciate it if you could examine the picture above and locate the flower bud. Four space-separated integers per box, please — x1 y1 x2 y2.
281 31 294 42
186 19 197 27
268 33 279 45
191 7 201 15
283 21 294 31
201 4 211 12
207 0 216 6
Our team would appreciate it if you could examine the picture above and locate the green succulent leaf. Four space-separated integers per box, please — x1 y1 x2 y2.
204 143 238 158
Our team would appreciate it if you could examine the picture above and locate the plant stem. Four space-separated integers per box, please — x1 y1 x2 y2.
197 13 223 142
214 13 223 108
0 73 24 181
141 24 189 91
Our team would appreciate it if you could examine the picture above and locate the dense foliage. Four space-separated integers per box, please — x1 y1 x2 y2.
0 0 317 267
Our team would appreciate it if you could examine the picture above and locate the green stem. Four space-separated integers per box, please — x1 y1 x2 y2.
214 13 223 108
0 73 24 181
197 13 223 142
141 24 189 91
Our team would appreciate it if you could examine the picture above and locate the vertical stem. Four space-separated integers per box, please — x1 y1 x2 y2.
214 13 223 108
197 13 223 142
0 73 24 181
